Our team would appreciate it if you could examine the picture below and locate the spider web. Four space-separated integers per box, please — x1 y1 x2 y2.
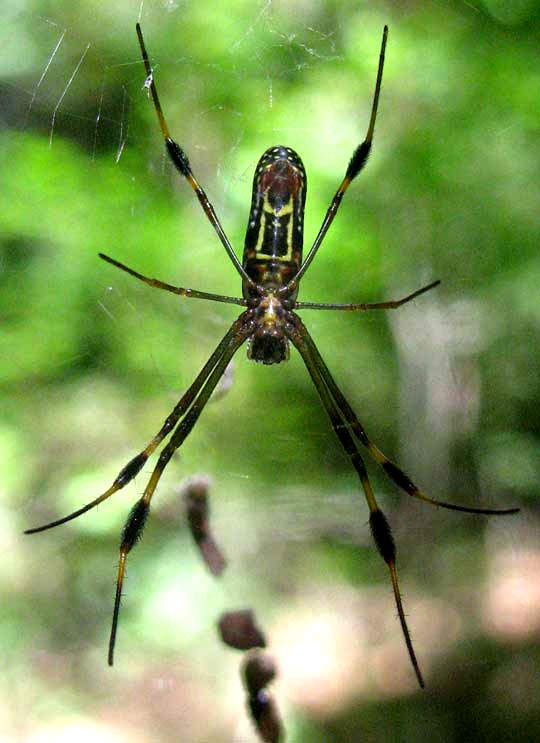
3 3 534 742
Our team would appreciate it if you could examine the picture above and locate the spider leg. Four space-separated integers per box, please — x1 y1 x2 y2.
301 329 519 516
295 279 440 311
285 25 388 293
108 316 252 665
25 315 251 535
100 253 247 306
288 317 424 688
135 24 253 288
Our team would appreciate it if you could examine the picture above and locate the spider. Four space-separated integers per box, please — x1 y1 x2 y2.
26 24 519 687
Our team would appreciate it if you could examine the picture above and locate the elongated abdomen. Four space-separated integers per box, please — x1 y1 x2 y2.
242 146 306 298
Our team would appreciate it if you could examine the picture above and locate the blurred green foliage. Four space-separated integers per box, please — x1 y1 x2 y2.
2 1 540 742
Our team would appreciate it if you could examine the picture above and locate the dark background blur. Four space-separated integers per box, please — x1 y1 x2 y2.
2 1 540 741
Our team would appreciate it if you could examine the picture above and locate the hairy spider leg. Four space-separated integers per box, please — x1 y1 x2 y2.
24 319 246 535
135 23 254 288
301 329 519 516
107 314 252 664
288 316 424 688
284 25 388 295
295 279 440 311
99 253 246 307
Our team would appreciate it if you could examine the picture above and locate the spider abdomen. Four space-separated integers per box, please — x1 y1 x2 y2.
243 146 306 300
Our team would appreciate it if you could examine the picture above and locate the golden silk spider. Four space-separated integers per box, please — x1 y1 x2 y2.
26 24 519 687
